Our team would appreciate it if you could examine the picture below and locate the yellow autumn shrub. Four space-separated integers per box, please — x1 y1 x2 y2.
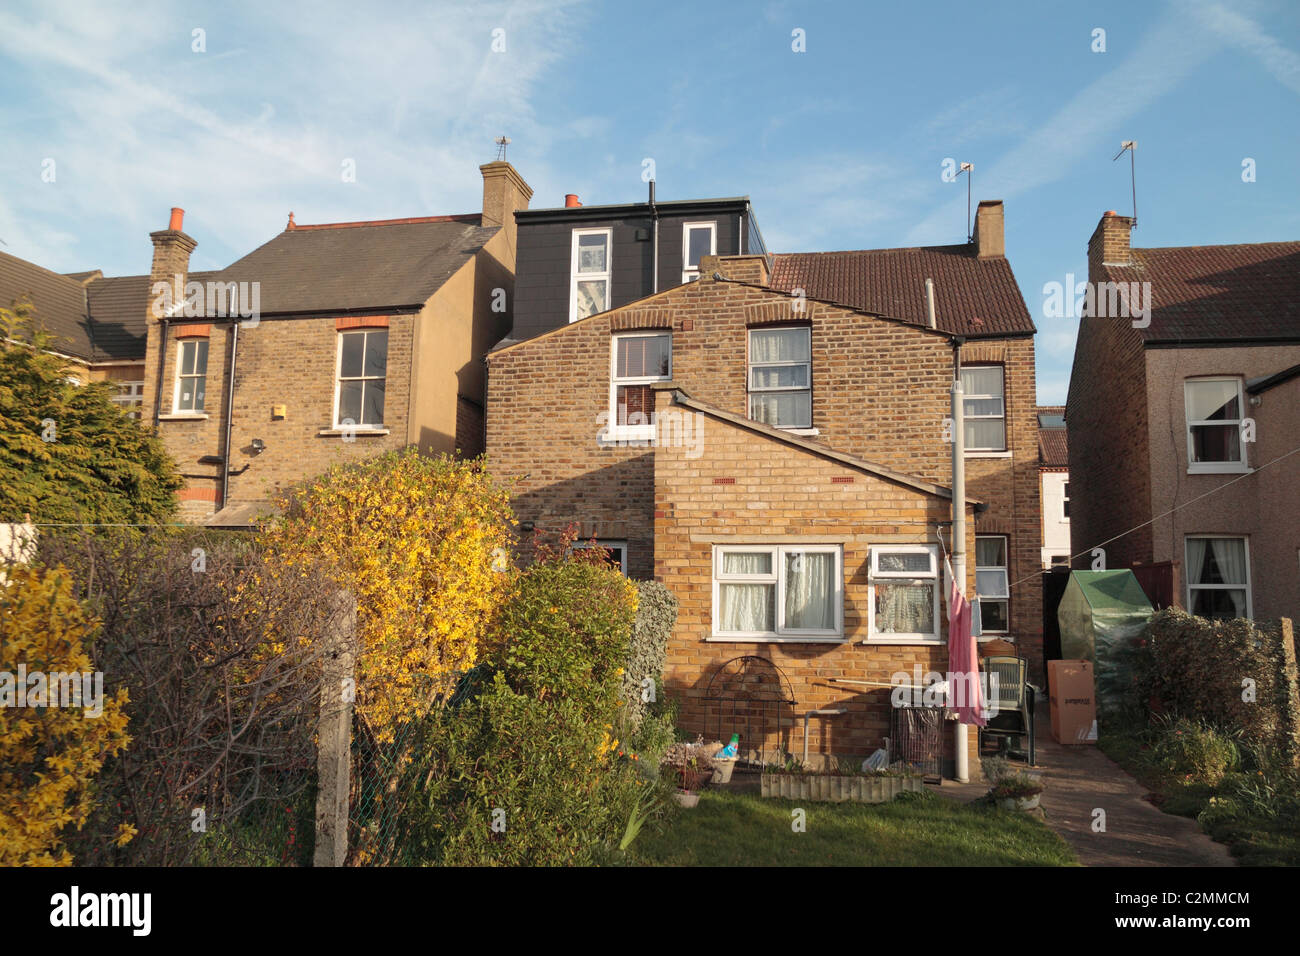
260 450 514 741
0 565 130 866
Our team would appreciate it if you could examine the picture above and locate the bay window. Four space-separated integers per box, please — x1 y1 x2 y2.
712 545 842 640
868 545 941 643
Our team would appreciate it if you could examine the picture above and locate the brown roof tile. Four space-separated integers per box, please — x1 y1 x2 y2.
1098 241 1300 343
1038 427 1068 468
769 244 1035 338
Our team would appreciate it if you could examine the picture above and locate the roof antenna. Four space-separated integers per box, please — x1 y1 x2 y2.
1112 140 1137 228
955 162 974 242
494 135 511 161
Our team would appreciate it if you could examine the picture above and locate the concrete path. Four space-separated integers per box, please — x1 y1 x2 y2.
1031 724 1235 866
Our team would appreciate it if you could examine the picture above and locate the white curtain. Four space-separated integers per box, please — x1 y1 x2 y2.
719 552 774 632
1210 539 1247 616
785 552 833 630
750 328 808 363
876 582 934 634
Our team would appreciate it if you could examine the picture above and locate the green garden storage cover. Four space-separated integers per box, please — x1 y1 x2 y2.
1057 570 1153 718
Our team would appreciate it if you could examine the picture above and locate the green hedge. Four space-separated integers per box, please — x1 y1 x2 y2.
621 580 678 734
1136 608 1300 767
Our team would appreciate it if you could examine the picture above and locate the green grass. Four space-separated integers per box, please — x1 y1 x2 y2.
630 788 1078 866
1100 727 1300 867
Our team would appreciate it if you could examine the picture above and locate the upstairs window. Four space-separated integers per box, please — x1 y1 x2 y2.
570 228 612 323
961 365 1006 451
748 326 812 429
1185 378 1245 472
682 221 716 283
1062 482 1070 519
335 329 387 427
609 332 671 438
173 339 208 412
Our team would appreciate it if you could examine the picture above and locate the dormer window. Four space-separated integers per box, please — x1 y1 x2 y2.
570 228 611 323
682 222 716 283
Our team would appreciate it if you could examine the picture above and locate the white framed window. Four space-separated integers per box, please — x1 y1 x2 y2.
682 221 717 283
574 539 628 575
1185 378 1246 473
748 326 812 429
112 381 145 421
975 535 1010 634
333 329 388 428
960 365 1006 451
867 545 941 644
173 339 209 412
570 227 612 323
712 545 843 641
608 331 671 439
1185 536 1252 620
1062 482 1070 519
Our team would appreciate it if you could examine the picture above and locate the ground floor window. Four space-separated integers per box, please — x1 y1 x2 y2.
867 545 940 644
976 535 1010 633
1185 536 1251 620
573 539 627 575
712 544 842 640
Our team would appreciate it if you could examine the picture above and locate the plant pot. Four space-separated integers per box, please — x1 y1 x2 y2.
711 758 737 785
678 769 713 792
672 790 700 808
996 793 1041 811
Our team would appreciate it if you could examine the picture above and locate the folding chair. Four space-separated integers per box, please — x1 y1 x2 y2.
978 655 1036 766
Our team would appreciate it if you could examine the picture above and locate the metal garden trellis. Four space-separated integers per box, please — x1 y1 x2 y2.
701 655 797 768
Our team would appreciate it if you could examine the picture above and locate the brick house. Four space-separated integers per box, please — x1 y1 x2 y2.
0 250 169 417
486 199 1042 770
139 161 532 523
1067 211 1300 621
1037 406 1070 568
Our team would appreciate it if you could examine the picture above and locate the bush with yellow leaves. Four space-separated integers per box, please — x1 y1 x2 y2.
0 565 130 866
261 450 515 742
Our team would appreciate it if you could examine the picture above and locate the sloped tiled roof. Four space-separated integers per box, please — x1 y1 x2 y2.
1038 428 1068 468
1098 241 1300 344
769 244 1036 338
211 215 497 316
84 272 214 362
0 250 96 359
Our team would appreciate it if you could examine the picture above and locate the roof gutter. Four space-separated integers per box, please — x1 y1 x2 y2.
152 317 169 427
220 321 239 510
649 180 659 295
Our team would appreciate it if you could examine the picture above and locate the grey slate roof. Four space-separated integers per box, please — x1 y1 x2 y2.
0 250 98 360
210 216 498 316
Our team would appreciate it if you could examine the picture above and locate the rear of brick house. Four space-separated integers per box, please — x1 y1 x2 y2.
487 200 1043 774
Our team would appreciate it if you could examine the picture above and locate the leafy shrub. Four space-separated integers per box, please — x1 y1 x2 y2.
0 302 181 526
262 450 514 742
398 555 646 865
621 580 677 734
1145 716 1241 786
0 565 131 865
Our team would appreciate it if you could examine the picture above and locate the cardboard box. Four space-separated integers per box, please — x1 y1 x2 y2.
1049 659 1098 745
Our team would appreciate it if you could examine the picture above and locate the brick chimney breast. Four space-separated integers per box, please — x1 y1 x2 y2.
479 161 533 260
974 200 1004 259
1087 209 1133 271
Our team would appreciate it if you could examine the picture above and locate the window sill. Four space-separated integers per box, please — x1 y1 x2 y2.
600 427 656 445
1187 464 1251 475
317 426 391 437
862 637 944 646
965 450 1012 458
782 427 820 436
159 412 209 421
709 634 845 644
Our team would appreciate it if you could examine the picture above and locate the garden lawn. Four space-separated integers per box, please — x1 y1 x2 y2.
632 789 1077 866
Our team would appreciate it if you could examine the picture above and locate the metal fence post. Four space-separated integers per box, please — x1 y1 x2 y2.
314 589 357 866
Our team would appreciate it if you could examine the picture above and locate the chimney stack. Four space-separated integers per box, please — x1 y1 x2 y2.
149 206 197 290
973 200 1004 259
479 161 533 260
1088 210 1133 271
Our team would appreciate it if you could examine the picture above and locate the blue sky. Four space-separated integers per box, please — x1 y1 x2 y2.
1 0 1297 403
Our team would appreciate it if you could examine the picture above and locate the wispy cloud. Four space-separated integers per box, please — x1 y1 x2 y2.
1184 0 1300 95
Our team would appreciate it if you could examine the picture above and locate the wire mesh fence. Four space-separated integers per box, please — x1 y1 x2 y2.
346 717 425 866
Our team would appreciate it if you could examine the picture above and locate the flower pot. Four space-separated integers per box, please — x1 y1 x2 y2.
711 757 737 784
760 772 923 803
673 790 700 808
996 793 1041 811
